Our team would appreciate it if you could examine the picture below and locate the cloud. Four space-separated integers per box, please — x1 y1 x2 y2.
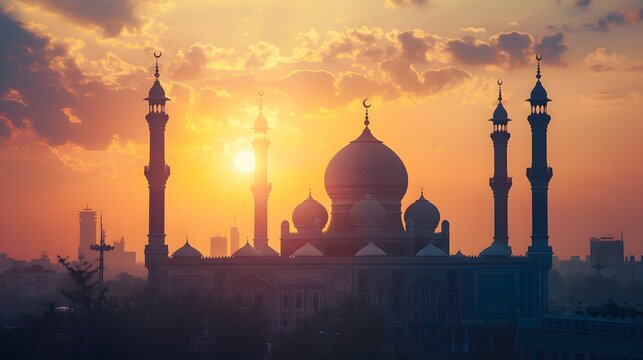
574 0 592 9
385 0 429 8
394 29 440 63
445 36 498 66
171 42 237 79
292 26 387 63
20 0 145 37
584 48 643 72
461 27 486 34
244 41 281 69
380 57 470 95
534 32 569 66
572 7 643 32
445 31 568 68
0 11 144 148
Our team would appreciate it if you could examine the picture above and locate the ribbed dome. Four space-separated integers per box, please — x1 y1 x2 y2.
416 242 447 257
325 128 408 199
292 242 324 257
232 242 262 257
172 241 203 258
350 193 386 226
292 192 328 230
355 241 387 256
404 192 440 228
480 243 511 257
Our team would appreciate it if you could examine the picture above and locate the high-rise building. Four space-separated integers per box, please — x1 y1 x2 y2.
210 235 227 257
589 235 624 273
230 214 240 254
78 206 97 261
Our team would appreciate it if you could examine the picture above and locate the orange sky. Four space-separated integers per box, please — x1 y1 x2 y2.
1 0 642 262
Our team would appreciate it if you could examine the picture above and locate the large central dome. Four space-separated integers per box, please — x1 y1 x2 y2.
324 126 408 232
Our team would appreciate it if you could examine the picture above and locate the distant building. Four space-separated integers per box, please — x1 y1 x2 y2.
105 236 145 279
230 224 240 255
589 235 624 275
78 206 97 261
210 235 227 257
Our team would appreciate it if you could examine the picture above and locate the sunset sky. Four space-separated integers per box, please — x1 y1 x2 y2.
1 0 642 262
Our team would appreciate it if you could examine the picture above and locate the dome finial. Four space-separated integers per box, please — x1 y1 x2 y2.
535 54 542 81
362 98 371 128
258 90 264 112
420 187 424 197
153 51 162 79
308 187 312 197
185 235 189 243
497 79 503 103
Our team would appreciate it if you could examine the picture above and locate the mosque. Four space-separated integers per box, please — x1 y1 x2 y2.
141 53 555 354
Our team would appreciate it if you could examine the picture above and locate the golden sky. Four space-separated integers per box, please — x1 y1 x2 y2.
0 0 642 261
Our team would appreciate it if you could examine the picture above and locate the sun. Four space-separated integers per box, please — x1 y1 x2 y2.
234 150 255 173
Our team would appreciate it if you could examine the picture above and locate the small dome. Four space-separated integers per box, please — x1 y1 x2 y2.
253 112 269 132
292 192 329 230
404 192 440 228
292 242 324 257
416 243 447 257
172 241 203 258
350 193 386 226
232 242 262 257
529 81 549 104
355 241 387 256
479 243 511 257
454 249 465 257
148 80 166 100
492 102 508 120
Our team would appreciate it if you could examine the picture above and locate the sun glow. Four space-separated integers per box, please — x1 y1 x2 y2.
234 150 255 173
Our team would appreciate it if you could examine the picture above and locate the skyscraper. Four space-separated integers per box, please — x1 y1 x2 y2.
230 216 240 255
78 206 97 261
210 235 227 257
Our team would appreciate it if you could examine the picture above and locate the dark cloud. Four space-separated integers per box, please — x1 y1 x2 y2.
396 30 436 63
446 32 568 68
444 36 498 65
574 0 592 9
0 119 11 138
572 7 643 32
534 32 569 66
21 0 143 37
380 58 470 95
0 11 144 148
494 32 533 67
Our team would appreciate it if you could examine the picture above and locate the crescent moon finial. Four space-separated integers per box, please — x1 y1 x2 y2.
497 79 503 86
536 54 542 61
362 98 371 109
154 51 162 59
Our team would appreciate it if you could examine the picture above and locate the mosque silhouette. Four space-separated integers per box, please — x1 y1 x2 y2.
142 52 555 355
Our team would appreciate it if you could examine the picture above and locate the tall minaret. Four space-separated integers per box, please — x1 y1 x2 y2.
489 80 512 253
251 91 277 256
526 55 554 316
143 52 170 290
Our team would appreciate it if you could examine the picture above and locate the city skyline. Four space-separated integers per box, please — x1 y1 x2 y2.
1 0 643 261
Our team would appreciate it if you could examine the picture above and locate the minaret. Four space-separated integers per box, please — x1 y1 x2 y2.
251 91 277 255
526 55 554 316
489 80 512 253
143 52 170 290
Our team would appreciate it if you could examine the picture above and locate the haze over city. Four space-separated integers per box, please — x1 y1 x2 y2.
1 0 642 262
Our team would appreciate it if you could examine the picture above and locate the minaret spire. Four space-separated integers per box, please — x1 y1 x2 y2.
251 90 277 256
143 51 170 294
488 79 512 253
526 54 554 316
